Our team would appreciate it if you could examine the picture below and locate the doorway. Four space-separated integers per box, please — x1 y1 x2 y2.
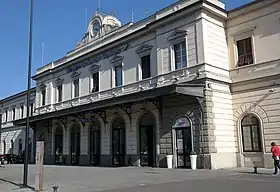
112 117 126 166
172 116 192 168
70 124 80 165
54 126 63 165
139 112 155 167
90 120 101 166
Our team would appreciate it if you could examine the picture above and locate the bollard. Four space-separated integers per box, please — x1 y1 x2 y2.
253 166 258 174
53 185 59 192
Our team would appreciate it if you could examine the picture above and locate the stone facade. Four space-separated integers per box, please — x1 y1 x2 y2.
1 0 280 169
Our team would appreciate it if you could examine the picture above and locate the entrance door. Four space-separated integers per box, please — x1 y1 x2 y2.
112 128 125 166
71 124 80 165
175 128 192 168
139 126 154 167
90 125 101 166
55 134 63 164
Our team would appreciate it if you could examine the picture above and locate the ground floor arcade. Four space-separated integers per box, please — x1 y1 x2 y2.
32 94 205 168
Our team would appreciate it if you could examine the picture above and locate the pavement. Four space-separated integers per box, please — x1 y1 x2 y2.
0 165 279 192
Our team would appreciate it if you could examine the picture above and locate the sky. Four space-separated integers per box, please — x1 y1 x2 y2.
0 0 253 99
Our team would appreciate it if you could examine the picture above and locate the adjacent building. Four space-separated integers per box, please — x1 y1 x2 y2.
1 0 279 169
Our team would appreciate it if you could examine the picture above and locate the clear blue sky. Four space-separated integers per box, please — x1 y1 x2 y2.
0 0 253 99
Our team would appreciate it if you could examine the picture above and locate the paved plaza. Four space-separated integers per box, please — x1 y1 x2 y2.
0 165 279 192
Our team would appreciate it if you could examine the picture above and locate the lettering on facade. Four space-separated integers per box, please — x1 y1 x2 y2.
66 44 128 73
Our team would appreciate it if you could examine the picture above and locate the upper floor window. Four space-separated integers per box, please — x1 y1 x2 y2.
57 84 63 102
73 79 79 98
20 105 24 118
30 103 34 116
41 89 46 106
91 72 99 93
12 107 16 120
237 37 253 67
174 41 187 70
141 55 151 79
5 109 8 122
115 65 123 87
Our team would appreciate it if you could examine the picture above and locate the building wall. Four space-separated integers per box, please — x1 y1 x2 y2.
227 0 280 168
0 89 36 159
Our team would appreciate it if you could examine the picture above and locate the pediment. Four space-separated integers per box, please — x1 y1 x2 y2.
70 71 80 79
135 44 153 54
168 30 188 41
110 55 124 64
55 77 64 85
89 64 101 72
39 83 46 90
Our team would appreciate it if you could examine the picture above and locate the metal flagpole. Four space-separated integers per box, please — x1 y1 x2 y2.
23 0 34 187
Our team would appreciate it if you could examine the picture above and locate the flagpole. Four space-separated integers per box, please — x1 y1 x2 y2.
23 0 34 187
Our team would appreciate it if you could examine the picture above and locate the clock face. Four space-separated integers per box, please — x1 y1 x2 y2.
91 21 100 37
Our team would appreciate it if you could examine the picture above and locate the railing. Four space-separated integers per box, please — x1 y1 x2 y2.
35 67 190 115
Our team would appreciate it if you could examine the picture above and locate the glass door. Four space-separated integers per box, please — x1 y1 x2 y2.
90 130 101 165
55 135 63 164
112 128 125 166
175 128 192 168
71 133 80 165
140 126 154 167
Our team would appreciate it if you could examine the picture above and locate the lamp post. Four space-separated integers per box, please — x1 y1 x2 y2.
23 0 34 187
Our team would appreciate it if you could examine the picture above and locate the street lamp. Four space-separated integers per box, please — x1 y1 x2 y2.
23 0 34 187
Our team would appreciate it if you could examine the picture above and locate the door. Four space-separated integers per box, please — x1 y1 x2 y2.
90 129 101 165
55 135 63 164
71 132 80 165
175 128 192 168
139 126 154 167
112 128 125 166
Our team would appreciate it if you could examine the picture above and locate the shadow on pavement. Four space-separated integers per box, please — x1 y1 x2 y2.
236 171 272 175
0 178 35 191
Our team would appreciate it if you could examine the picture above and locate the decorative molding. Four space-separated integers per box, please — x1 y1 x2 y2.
39 83 46 90
110 55 124 64
67 44 128 73
89 64 101 73
168 29 188 41
55 77 64 85
70 71 80 79
135 44 153 55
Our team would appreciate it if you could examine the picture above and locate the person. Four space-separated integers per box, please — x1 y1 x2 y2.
271 142 280 175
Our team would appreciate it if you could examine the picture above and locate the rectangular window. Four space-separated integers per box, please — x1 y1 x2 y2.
141 55 151 79
30 103 34 116
174 41 187 70
21 106 24 118
57 84 63 102
92 72 99 93
115 65 123 87
12 108 16 120
5 109 8 122
41 89 46 106
236 37 253 67
73 79 79 98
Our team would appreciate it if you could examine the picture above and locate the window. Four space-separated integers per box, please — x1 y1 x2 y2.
174 42 187 70
4 110 7 122
41 89 46 106
236 37 253 67
115 65 122 87
73 79 79 98
241 115 262 152
12 108 16 120
21 106 24 118
57 84 63 102
141 55 151 79
11 140 14 154
3 141 6 154
30 103 34 116
92 72 99 92
18 139 22 155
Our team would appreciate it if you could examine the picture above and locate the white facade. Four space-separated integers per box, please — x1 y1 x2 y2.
2 0 280 169
0 89 36 161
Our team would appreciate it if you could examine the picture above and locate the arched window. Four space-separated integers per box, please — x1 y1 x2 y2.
241 115 262 152
18 139 23 155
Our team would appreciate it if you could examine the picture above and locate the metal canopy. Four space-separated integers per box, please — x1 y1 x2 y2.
13 83 205 126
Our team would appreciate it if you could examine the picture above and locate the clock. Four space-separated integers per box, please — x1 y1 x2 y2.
91 21 101 37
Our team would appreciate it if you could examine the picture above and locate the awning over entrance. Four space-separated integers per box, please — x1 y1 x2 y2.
13 83 205 126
